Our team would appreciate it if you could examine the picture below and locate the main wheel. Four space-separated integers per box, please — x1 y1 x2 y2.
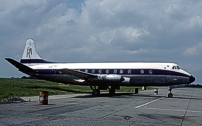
92 89 100 96
109 88 115 95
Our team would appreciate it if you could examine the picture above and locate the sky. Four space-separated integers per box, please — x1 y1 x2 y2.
0 0 202 84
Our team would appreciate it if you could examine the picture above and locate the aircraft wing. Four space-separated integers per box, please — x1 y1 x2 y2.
59 69 97 80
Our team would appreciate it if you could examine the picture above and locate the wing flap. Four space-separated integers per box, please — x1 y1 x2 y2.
59 69 97 79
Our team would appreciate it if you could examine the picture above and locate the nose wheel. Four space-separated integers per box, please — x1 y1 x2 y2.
168 88 173 98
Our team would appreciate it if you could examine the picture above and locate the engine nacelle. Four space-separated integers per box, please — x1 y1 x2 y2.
122 77 130 83
98 75 124 82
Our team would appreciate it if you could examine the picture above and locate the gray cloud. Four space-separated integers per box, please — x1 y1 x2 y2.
1 0 202 83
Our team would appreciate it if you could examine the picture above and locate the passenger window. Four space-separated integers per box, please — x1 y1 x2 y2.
140 70 144 74
85 69 88 73
114 70 117 74
120 70 123 74
149 70 153 74
98 69 102 74
92 69 95 74
128 70 131 74
106 70 109 74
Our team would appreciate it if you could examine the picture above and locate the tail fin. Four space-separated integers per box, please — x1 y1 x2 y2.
20 39 52 64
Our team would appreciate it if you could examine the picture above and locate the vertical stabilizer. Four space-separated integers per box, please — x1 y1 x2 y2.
22 39 41 60
20 39 51 64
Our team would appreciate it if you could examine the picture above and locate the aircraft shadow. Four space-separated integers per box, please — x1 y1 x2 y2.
26 86 90 94
26 86 202 100
73 92 136 98
73 92 166 98
73 92 202 100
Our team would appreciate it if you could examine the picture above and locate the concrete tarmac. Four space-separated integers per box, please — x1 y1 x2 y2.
0 87 202 126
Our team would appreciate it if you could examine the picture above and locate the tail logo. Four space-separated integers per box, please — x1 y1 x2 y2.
26 47 32 58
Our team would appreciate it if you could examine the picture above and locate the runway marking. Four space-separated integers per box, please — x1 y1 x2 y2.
98 98 164 119
144 107 202 113
65 103 78 105
135 97 164 109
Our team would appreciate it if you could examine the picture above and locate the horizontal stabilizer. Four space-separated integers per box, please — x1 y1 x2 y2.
59 69 97 79
5 58 34 72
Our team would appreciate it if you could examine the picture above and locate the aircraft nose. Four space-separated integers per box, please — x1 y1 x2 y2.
189 75 195 83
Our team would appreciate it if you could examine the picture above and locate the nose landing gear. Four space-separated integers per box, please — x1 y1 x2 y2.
168 88 173 98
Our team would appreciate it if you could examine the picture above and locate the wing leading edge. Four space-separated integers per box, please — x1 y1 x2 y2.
59 69 97 80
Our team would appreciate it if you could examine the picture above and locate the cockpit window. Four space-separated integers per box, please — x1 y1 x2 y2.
172 66 180 70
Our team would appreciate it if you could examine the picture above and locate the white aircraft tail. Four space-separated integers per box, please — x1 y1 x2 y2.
20 39 51 64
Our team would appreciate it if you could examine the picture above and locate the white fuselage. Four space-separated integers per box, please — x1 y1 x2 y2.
21 62 193 86
28 62 191 76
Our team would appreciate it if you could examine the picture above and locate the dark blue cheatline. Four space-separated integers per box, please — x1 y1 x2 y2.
20 59 55 63
34 68 189 77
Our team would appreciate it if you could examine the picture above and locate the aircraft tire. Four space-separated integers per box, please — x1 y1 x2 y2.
168 93 173 98
92 89 100 96
109 88 115 95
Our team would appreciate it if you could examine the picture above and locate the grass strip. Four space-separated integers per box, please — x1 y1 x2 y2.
0 78 151 100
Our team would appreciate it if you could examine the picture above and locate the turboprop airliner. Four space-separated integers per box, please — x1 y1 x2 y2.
5 39 195 97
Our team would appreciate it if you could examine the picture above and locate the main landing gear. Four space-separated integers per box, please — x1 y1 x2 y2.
109 88 115 95
168 88 173 98
92 89 100 96
90 86 116 96
91 86 100 96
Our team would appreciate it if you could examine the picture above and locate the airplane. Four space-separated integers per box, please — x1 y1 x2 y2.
5 39 195 97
